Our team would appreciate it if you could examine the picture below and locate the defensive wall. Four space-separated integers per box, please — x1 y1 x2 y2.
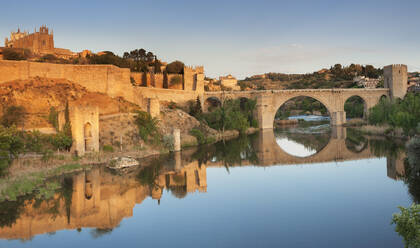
0 60 137 104
0 60 204 109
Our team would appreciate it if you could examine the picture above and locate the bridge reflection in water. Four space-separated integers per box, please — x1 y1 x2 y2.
0 126 407 240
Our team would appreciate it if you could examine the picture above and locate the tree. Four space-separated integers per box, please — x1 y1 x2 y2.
1 106 26 127
146 52 154 62
189 97 203 118
169 75 182 86
2 48 30 61
153 59 162 73
392 204 420 248
166 61 184 74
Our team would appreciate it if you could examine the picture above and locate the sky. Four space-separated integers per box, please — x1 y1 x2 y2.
1 0 419 79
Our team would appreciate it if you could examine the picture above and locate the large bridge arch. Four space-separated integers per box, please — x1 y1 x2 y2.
271 94 333 124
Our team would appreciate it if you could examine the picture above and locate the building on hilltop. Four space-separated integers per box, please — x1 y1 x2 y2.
219 74 240 90
353 75 380 88
4 25 75 58
408 82 420 94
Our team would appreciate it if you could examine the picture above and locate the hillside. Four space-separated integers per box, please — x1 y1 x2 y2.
0 77 140 128
239 64 383 90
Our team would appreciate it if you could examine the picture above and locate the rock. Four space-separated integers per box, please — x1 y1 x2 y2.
107 156 139 169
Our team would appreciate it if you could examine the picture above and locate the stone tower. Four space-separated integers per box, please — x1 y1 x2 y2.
383 64 408 99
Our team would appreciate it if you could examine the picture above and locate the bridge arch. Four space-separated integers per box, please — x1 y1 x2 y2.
273 95 330 121
204 97 222 112
344 95 368 119
270 94 333 128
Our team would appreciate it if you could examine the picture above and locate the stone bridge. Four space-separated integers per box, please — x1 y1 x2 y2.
203 64 410 128
203 88 390 128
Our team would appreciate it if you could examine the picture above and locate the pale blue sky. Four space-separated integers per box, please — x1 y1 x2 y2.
1 0 419 78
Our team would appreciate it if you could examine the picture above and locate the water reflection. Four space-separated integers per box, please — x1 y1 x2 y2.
0 126 413 243
275 124 331 157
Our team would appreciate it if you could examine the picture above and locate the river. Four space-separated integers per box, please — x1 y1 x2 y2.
0 124 415 248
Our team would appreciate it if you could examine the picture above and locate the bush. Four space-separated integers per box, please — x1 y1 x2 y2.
190 128 206 145
102 145 114 152
134 111 161 144
24 130 48 153
0 126 24 158
169 75 182 86
166 61 184 74
50 131 73 151
162 135 174 151
392 204 420 248
188 97 203 119
1 106 26 127
2 48 30 60
168 101 177 109
369 93 420 135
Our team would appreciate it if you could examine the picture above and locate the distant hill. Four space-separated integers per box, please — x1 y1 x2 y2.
239 64 383 90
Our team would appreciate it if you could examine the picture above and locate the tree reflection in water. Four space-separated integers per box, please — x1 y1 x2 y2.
404 139 420 203
191 133 259 171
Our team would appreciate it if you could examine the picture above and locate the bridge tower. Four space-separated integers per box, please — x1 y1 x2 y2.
383 64 408 99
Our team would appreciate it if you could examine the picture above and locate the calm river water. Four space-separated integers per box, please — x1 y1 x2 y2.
0 125 415 248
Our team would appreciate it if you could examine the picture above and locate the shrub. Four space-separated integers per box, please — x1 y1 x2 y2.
0 126 24 158
169 75 182 86
50 131 72 151
166 61 184 74
2 48 30 60
189 97 203 118
369 93 420 135
189 128 206 145
102 145 114 152
392 204 420 248
168 101 177 109
1 106 26 127
134 111 161 144
24 130 47 153
162 135 174 151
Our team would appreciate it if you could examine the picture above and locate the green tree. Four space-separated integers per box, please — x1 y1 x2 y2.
392 204 420 248
134 111 160 144
166 61 184 74
1 106 26 127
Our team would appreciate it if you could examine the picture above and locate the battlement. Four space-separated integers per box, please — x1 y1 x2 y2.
184 65 204 74
384 64 407 69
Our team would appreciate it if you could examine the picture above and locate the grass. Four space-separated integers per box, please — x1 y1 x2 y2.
0 163 87 201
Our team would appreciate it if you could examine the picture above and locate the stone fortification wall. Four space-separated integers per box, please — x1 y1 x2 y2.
135 87 200 107
0 60 136 105
0 60 204 110
130 72 176 89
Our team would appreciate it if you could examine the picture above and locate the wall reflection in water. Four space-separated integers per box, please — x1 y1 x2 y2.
0 126 414 240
